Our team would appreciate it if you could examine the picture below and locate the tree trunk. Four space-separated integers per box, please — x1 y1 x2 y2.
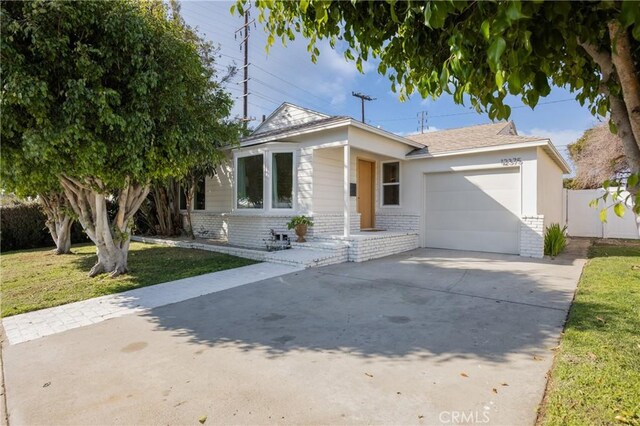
39 192 74 254
184 177 196 239
60 176 150 277
580 33 640 236
609 22 640 150
151 179 182 236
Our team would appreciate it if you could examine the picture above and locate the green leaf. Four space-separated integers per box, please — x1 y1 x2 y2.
507 72 522 93
599 209 607 223
495 70 505 89
627 173 639 189
487 37 506 65
299 0 309 14
481 20 490 40
506 1 524 21
613 203 625 218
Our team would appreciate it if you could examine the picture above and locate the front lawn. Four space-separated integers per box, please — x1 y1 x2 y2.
1 242 257 317
539 239 640 425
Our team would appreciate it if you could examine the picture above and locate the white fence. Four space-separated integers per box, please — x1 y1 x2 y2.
564 189 639 239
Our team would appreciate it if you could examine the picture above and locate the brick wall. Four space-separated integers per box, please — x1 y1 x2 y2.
184 212 228 240
347 233 420 262
520 215 544 258
375 213 420 232
187 211 364 250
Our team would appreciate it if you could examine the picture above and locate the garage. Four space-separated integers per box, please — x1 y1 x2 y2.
424 168 521 254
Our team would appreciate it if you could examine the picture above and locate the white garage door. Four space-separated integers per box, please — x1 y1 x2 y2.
424 169 521 254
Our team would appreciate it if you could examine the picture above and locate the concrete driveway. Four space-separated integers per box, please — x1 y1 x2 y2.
2 248 585 425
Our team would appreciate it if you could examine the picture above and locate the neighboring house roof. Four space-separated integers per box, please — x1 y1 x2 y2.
405 122 546 154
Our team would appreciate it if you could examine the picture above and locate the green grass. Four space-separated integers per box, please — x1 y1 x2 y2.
539 239 640 425
1 242 257 317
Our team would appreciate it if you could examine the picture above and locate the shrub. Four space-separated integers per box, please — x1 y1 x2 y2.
0 203 87 252
544 223 568 257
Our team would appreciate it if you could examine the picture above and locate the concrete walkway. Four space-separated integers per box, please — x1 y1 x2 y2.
2 262 302 345
2 248 586 425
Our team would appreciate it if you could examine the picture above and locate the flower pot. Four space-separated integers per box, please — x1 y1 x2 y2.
294 224 308 243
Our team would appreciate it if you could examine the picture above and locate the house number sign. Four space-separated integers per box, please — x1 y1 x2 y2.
501 157 522 166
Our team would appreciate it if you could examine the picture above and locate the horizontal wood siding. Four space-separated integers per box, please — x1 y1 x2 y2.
313 148 343 213
205 158 233 212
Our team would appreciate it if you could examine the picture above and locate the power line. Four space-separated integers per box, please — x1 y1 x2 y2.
251 63 333 105
372 98 578 123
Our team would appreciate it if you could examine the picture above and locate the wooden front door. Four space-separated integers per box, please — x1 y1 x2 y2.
357 159 375 229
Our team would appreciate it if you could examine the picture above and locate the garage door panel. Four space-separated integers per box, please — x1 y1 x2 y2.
424 169 521 255
426 210 520 232
426 229 519 254
426 191 520 212
426 172 521 192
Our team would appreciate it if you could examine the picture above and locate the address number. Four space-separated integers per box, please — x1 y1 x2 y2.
501 157 522 166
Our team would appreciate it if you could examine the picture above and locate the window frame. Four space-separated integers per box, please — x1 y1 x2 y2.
381 160 401 207
234 151 266 211
233 147 297 213
269 150 296 211
193 176 206 210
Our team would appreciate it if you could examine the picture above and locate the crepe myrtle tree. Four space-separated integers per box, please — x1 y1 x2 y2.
238 0 640 233
2 0 239 276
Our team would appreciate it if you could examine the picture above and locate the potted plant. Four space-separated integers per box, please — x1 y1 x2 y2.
287 215 314 243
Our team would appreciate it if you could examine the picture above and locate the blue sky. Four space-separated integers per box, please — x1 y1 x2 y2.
181 1 602 168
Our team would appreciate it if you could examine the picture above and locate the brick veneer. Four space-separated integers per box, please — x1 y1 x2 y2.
520 215 544 258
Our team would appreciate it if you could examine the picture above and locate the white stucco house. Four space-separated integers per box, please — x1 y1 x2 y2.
185 102 569 260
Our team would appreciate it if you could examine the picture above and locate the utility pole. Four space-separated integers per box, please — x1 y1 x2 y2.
235 8 254 122
351 92 376 123
417 110 428 133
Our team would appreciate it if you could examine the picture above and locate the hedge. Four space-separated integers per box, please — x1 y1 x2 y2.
0 203 87 252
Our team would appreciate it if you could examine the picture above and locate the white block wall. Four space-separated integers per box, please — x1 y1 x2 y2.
187 211 363 250
185 212 228 240
520 215 544 258
347 233 420 262
308 213 360 235
375 213 420 232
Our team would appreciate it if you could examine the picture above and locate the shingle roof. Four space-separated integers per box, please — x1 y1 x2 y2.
405 122 547 155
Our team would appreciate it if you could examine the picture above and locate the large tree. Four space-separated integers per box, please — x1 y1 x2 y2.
568 124 629 190
242 0 640 230
2 0 239 276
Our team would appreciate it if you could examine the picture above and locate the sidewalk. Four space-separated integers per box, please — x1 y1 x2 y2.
2 262 302 345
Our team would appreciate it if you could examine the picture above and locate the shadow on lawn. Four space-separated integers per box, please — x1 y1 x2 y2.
130 248 584 364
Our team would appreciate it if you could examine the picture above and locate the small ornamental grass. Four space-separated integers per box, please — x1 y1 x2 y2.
544 223 568 257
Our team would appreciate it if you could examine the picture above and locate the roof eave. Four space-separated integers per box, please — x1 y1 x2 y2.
347 119 425 148
406 139 571 173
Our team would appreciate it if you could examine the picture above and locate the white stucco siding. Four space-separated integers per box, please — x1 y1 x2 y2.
205 157 234 212
536 147 565 228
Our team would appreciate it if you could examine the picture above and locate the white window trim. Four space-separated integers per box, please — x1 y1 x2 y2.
381 160 402 208
233 147 297 214
268 149 297 212
234 151 266 212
